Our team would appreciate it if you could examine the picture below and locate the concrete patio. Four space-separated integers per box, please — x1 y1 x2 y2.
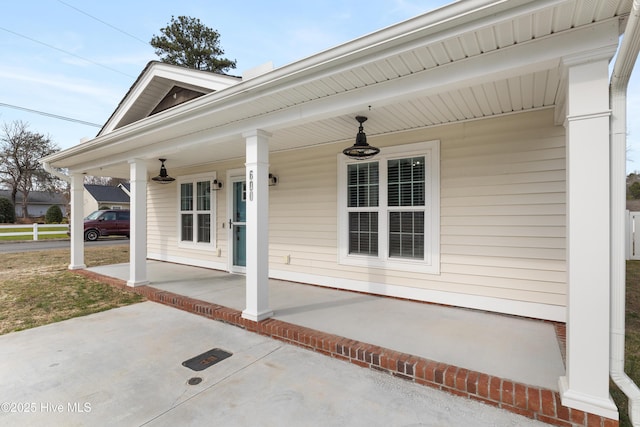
81 260 581 425
0 302 550 426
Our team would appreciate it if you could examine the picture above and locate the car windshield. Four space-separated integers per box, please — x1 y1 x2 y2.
85 211 103 220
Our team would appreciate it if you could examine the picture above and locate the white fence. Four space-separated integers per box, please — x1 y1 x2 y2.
0 224 69 241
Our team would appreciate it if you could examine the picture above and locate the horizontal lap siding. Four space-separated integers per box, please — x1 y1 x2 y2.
147 183 176 250
438 110 566 304
270 109 566 308
146 108 566 312
147 160 240 264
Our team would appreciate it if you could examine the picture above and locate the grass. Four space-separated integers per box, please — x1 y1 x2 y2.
0 245 144 335
0 226 68 232
611 260 640 427
0 234 68 241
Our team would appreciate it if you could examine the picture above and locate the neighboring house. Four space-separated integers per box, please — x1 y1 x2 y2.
41 0 640 424
0 189 67 218
84 183 130 217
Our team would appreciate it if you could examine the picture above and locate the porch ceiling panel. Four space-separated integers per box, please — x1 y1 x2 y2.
43 0 631 178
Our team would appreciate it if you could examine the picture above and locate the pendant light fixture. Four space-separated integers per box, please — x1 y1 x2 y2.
151 158 175 183
342 116 380 160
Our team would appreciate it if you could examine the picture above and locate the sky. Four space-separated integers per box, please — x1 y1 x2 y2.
1 0 640 172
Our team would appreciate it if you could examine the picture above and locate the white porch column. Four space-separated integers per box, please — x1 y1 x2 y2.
68 173 85 270
242 130 273 321
127 159 148 287
558 56 618 419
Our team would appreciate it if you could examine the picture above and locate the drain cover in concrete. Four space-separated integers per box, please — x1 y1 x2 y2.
182 348 232 371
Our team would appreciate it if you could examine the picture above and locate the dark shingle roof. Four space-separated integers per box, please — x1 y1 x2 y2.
0 190 66 205
84 184 130 203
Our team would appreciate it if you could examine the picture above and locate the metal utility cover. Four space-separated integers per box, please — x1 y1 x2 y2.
182 348 232 371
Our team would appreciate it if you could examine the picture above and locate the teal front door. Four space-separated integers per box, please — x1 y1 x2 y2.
232 180 247 269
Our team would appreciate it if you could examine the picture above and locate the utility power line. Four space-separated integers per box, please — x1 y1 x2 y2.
0 26 135 79
0 102 102 127
56 0 148 45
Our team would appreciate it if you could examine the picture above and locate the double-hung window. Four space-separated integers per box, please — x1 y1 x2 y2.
338 140 440 273
179 175 216 249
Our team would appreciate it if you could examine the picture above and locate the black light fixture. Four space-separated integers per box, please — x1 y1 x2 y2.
151 158 175 184
342 116 380 160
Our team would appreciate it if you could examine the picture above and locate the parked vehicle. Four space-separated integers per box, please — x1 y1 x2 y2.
82 210 130 241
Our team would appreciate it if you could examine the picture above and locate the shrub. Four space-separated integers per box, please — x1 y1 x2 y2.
45 205 63 224
0 198 15 223
631 182 640 199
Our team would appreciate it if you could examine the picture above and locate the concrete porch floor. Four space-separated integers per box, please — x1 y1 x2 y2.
80 261 612 425
88 260 565 392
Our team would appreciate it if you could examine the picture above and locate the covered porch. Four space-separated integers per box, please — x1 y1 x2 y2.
40 1 640 423
79 260 573 425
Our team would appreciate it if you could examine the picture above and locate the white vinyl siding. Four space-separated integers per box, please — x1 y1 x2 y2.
146 109 567 320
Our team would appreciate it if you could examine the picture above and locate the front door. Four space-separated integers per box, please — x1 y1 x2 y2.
230 179 247 272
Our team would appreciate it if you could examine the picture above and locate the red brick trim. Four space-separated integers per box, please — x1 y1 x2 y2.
74 270 617 427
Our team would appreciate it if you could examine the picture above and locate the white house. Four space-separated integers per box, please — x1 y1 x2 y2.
41 0 640 424
83 183 130 217
0 189 67 218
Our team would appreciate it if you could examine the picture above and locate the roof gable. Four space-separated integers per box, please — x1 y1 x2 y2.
84 184 130 203
99 61 242 135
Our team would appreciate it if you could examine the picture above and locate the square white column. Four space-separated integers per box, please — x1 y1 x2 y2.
68 173 85 270
242 130 273 321
127 159 148 287
558 56 618 419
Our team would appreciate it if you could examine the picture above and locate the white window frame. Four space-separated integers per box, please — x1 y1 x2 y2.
177 173 217 251
337 140 440 274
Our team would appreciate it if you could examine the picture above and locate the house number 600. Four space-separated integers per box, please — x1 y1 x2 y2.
249 170 254 201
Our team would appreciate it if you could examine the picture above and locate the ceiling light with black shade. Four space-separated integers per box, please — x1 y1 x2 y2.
342 116 380 160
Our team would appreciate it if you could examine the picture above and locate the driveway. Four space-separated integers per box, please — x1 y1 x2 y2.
0 302 548 426
0 238 128 253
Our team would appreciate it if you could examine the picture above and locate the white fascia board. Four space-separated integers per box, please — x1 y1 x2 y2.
43 1 541 162
46 0 597 170
46 17 620 175
148 17 621 145
151 64 239 90
100 62 241 135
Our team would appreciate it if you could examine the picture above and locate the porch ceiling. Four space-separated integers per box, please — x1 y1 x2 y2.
43 0 631 178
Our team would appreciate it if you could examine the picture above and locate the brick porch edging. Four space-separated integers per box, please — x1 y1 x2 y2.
76 269 617 427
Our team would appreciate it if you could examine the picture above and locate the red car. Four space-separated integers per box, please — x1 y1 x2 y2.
82 210 130 241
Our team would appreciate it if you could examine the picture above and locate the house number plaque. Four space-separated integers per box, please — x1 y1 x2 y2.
249 170 254 201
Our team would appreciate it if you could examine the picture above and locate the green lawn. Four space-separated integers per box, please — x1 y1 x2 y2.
0 225 68 240
610 260 640 426
0 245 143 335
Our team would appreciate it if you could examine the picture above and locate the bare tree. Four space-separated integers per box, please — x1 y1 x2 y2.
0 121 60 218
84 176 129 187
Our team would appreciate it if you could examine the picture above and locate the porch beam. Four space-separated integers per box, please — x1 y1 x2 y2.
558 55 618 419
68 173 85 270
242 129 273 322
58 19 621 176
127 159 149 287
